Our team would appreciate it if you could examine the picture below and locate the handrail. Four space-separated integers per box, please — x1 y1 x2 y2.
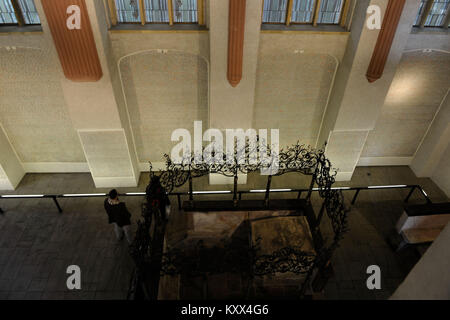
0 184 432 214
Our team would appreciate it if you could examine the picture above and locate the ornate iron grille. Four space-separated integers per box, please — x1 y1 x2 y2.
128 141 349 299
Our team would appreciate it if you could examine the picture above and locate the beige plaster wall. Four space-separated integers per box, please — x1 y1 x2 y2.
253 51 339 148
110 31 209 62
119 51 208 162
0 0 448 189
431 144 450 197
0 47 85 163
254 32 348 148
362 50 450 158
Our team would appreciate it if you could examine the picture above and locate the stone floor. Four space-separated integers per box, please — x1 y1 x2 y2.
0 166 448 300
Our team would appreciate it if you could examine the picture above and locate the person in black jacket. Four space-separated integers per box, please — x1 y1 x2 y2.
104 189 133 244
146 176 171 221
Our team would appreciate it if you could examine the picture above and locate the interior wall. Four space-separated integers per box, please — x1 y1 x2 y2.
0 47 85 163
391 222 450 300
254 33 348 148
0 124 24 190
361 50 450 159
253 52 338 148
431 144 450 197
119 51 209 163
110 32 209 61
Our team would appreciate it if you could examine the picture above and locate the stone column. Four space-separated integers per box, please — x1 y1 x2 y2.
318 0 421 180
36 0 140 188
208 0 262 185
209 0 263 130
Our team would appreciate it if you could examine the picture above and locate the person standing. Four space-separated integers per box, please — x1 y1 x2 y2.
104 189 133 244
146 176 171 221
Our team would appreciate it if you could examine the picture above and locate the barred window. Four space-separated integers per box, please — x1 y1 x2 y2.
115 0 141 23
0 0 16 24
414 0 450 27
291 0 315 23
317 0 344 24
414 0 427 26
173 0 197 23
17 0 39 24
262 0 288 24
144 0 169 23
262 0 349 27
0 0 40 25
425 0 450 26
109 0 203 26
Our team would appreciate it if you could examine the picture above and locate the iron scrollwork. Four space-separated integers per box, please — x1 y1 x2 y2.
129 141 349 298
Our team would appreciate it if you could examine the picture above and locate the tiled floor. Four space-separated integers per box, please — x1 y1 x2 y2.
0 166 447 300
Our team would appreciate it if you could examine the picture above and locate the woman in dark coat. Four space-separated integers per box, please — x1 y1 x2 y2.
104 189 132 244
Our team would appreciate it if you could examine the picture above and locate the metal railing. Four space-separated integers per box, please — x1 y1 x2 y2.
0 184 432 214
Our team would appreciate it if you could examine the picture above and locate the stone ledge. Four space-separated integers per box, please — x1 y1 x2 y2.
0 25 43 34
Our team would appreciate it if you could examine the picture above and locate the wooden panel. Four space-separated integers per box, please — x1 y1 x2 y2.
227 0 246 87
41 0 103 82
366 0 406 83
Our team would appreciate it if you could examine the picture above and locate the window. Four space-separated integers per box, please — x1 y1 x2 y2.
109 0 204 26
115 0 141 23
414 0 450 28
317 0 344 24
0 0 16 24
144 0 169 23
262 0 350 27
173 0 197 23
263 0 288 24
0 0 40 25
414 0 427 26
291 0 315 23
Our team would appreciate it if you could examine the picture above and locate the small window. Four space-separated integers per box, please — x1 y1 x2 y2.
173 0 197 23
291 0 315 23
0 0 17 24
0 0 40 25
414 0 450 28
115 0 141 23
414 0 427 26
317 0 344 24
425 0 450 26
110 0 203 26
17 0 39 24
144 0 169 23
262 0 349 27
262 0 288 24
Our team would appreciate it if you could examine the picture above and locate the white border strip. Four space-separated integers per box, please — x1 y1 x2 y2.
357 156 413 167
